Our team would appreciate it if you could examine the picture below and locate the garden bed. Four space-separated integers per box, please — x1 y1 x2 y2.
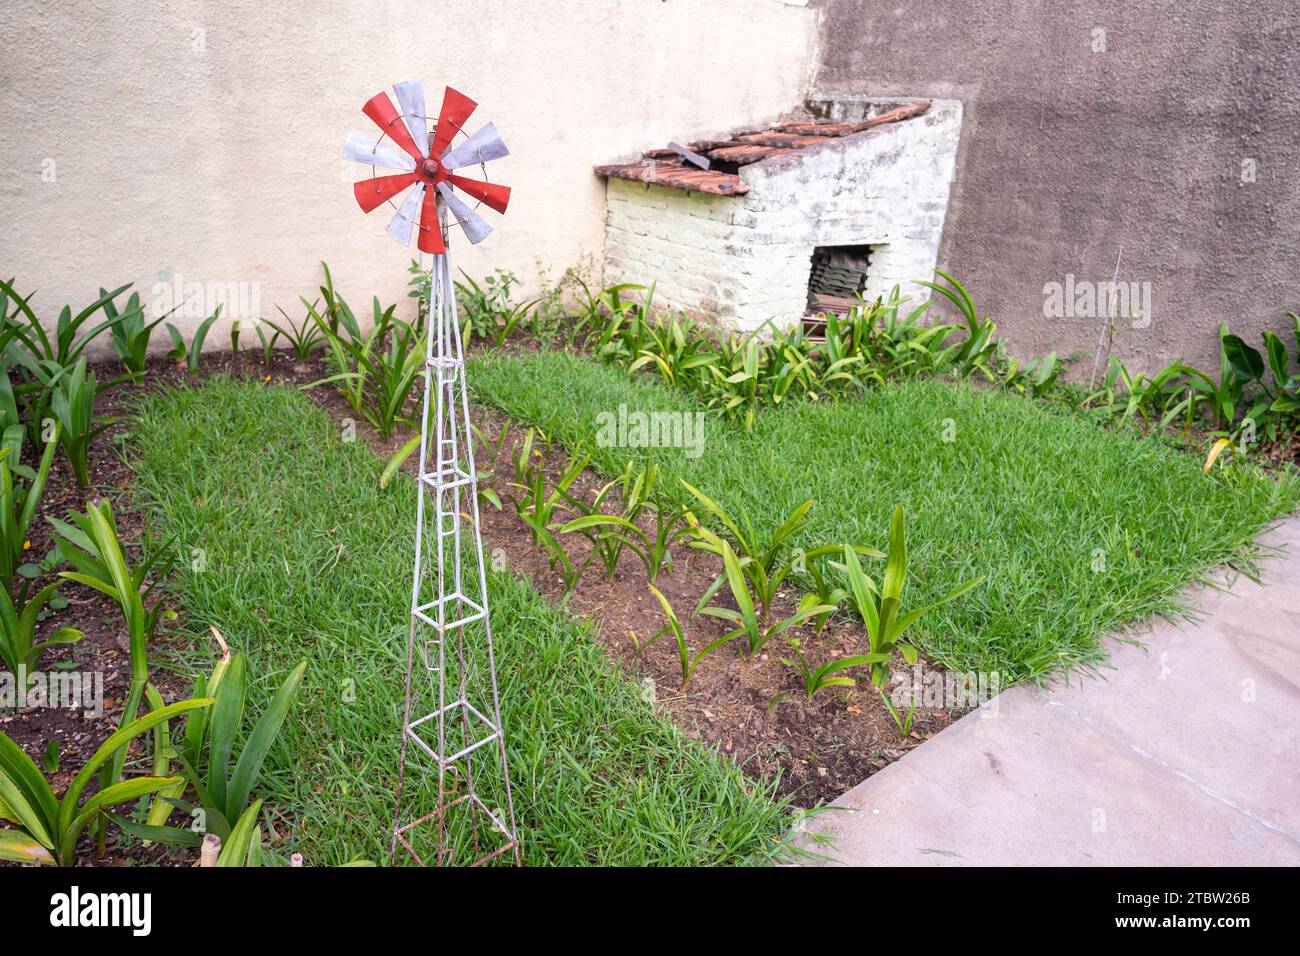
305 385 956 807
1 350 328 866
211 340 1300 813
124 372 794 865
466 349 1300 679
4 266 1298 867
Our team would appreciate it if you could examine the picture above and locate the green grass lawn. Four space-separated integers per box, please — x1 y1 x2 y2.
468 349 1300 681
128 377 790 865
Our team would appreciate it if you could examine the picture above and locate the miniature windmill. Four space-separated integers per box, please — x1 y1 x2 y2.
345 81 519 866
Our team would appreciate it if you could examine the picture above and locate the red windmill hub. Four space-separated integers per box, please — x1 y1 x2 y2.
344 82 510 255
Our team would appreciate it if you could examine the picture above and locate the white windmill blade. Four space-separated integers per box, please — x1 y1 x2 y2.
387 183 425 245
393 80 429 158
344 129 416 172
437 182 492 244
441 122 509 171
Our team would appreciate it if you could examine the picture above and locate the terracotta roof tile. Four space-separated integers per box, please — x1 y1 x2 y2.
735 131 838 148
593 158 747 196
595 100 931 196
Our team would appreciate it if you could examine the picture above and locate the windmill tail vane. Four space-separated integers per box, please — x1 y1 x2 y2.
345 81 520 867
344 81 511 255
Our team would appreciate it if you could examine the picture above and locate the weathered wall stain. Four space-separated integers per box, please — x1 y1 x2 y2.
811 0 1300 371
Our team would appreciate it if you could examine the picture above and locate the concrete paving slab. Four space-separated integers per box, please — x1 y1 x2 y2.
803 516 1300 866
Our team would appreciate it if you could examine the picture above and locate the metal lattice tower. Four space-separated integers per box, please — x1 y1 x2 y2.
391 205 520 867
342 80 516 865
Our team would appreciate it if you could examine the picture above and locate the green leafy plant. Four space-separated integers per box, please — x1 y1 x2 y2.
127 683 190 843
1261 314 1300 432
1181 323 1254 432
881 690 919 736
1208 318 1300 442
646 583 738 689
0 420 59 596
811 310 871 394
216 799 265 865
50 499 174 850
488 297 540 348
307 296 422 438
456 269 533 346
0 277 132 371
506 432 580 541
913 271 998 380
704 333 763 431
681 482 880 621
683 482 799 618
568 279 1008 418
0 698 212 866
121 648 307 846
165 307 222 374
1002 350 1062 399
104 290 170 383
524 263 590 348
0 581 81 676
305 291 369 414
700 540 831 654
557 473 627 579
1 281 134 449
379 434 421 490
470 420 511 510
559 462 691 583
407 260 431 332
315 261 347 335
571 280 651 355
781 631 887 700
202 655 306 830
265 305 326 359
1087 357 1134 420
508 442 591 593
802 551 848 636
0 365 21 437
839 504 985 689
352 314 424 440
858 290 958 380
628 313 719 391
251 322 279 365
49 358 113 488
761 323 822 404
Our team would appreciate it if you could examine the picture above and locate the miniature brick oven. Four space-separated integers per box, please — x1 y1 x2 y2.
594 97 963 335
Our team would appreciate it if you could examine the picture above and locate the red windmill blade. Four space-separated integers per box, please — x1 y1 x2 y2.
345 82 510 255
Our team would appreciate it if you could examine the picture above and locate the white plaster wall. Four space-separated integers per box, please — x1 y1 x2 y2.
0 0 817 346
603 99 963 334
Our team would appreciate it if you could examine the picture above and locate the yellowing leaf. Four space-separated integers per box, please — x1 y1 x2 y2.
1203 437 1231 474
0 829 54 865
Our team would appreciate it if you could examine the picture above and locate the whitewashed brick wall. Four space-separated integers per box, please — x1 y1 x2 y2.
602 98 963 334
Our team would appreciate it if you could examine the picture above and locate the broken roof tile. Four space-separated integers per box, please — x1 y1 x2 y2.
735 131 837 148
593 158 748 195
704 144 791 164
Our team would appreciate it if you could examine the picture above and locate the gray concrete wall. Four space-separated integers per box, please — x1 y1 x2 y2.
811 0 1300 373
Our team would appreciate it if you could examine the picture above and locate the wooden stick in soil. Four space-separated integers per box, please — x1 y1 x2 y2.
200 833 221 867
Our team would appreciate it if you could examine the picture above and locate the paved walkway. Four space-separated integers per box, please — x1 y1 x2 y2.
804 516 1300 866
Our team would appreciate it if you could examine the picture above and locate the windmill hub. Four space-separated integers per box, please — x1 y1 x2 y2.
419 157 447 184
345 81 511 255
